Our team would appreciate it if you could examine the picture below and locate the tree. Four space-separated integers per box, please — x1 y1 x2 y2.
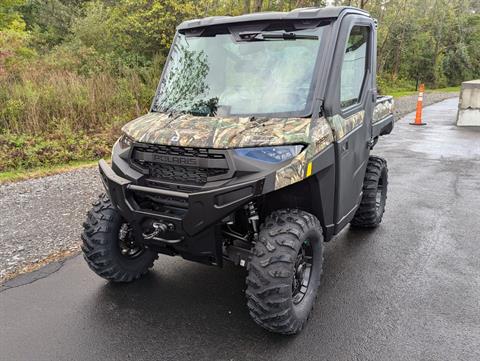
0 0 26 30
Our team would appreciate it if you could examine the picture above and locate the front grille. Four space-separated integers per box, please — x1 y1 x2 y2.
136 144 225 159
131 144 230 186
147 163 227 184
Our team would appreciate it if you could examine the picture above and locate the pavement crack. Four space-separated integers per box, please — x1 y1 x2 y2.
0 256 74 293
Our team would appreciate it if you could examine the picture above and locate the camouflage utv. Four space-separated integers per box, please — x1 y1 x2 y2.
82 6 394 334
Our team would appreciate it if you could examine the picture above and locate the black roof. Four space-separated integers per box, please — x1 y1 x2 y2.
177 6 369 30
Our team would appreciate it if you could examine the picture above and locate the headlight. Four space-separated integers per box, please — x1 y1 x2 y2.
118 133 134 149
234 145 304 164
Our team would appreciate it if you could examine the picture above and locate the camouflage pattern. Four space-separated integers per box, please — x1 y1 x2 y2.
275 117 334 190
373 96 394 123
122 113 313 148
327 111 365 140
306 117 335 159
275 150 307 190
122 111 373 190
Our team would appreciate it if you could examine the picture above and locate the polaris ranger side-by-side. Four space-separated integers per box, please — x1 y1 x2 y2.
82 6 394 334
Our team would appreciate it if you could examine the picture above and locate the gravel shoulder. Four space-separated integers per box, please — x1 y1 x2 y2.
0 167 102 281
0 91 459 282
393 91 458 118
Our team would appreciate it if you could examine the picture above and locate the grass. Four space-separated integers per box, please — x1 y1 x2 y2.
430 86 461 93
0 64 154 134
390 86 460 98
0 129 117 173
0 159 100 184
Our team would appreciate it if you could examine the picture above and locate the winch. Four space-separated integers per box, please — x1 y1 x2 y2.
142 221 182 244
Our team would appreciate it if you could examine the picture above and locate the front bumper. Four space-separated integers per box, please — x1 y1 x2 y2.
99 159 264 237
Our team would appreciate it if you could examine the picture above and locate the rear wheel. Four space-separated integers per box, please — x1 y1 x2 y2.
246 209 323 334
81 194 158 282
351 156 388 228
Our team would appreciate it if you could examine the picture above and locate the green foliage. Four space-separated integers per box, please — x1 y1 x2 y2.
365 0 480 88
20 0 82 50
69 1 112 55
377 76 416 96
0 64 155 132
0 0 479 173
0 129 116 171
0 0 26 30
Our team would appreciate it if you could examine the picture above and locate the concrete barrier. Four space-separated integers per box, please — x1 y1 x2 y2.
457 79 480 126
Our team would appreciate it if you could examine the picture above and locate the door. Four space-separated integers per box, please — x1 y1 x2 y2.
323 17 376 232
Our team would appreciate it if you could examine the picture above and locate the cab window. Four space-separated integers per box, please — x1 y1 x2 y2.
340 26 369 108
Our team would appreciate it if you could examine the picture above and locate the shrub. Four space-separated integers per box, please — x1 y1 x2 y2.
0 128 119 171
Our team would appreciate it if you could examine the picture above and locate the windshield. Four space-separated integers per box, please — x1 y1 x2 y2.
152 24 327 117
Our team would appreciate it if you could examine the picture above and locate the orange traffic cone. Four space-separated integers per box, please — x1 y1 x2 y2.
410 83 427 125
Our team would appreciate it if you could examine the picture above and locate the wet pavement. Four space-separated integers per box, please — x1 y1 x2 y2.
1 98 479 361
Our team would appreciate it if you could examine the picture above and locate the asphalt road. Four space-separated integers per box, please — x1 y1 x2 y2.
1 98 479 361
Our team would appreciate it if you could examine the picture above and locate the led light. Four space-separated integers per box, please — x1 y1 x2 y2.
235 145 304 164
118 133 134 149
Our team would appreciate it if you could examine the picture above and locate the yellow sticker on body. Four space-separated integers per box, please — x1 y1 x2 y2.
306 162 313 177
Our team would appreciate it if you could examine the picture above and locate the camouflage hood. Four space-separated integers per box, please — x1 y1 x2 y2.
122 112 316 148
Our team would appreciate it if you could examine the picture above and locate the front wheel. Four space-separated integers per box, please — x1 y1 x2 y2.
246 209 324 334
81 194 158 282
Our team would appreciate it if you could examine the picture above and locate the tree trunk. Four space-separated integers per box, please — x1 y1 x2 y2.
265 0 271 11
391 28 405 80
244 0 251 14
377 0 407 74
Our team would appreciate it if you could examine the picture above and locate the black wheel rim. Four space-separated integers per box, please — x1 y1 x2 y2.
118 223 144 259
292 240 313 305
